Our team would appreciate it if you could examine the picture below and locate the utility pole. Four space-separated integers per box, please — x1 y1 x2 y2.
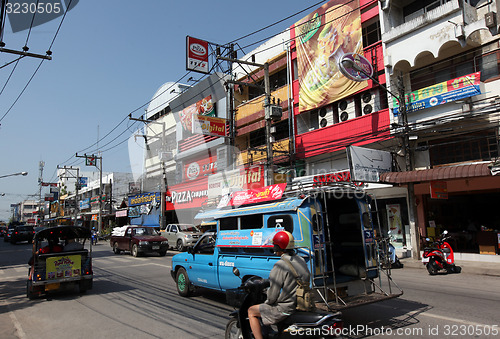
38 161 44 225
217 54 281 185
57 166 80 224
76 153 102 232
339 56 420 259
129 115 167 229
397 74 420 260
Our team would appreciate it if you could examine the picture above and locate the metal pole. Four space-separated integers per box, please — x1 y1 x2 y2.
398 74 420 259
98 155 103 233
264 62 273 185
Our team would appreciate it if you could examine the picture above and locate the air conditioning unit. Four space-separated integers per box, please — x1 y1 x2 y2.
318 105 334 128
338 98 356 122
361 90 381 115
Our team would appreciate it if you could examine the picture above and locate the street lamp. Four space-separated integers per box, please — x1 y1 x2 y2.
0 171 28 179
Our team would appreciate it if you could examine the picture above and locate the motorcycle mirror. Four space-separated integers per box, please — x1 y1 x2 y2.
232 267 240 277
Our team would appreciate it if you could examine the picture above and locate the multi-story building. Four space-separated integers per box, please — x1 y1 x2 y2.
379 0 500 257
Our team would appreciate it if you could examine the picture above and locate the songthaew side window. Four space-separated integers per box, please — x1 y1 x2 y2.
241 214 263 229
219 217 238 230
267 215 294 233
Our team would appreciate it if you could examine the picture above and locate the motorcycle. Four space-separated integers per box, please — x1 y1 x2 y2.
422 230 462 275
225 267 343 339
380 232 404 269
91 230 98 245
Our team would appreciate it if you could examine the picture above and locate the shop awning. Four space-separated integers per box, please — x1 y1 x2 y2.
380 163 491 184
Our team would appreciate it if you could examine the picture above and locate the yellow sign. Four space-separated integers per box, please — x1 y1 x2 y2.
46 255 81 280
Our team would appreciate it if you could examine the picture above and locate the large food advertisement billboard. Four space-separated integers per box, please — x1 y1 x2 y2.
295 0 366 111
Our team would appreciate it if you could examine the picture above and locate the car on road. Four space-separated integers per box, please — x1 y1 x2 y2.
160 224 202 252
4 228 13 242
0 225 7 237
10 225 35 244
110 226 169 257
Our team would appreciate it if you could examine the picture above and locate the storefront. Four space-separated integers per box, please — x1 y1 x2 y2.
382 162 500 256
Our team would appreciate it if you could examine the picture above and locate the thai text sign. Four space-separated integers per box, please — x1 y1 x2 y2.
192 115 226 137
393 72 481 115
217 228 282 248
46 255 81 280
220 183 287 208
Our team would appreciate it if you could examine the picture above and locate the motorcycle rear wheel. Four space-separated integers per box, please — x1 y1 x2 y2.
426 260 438 275
225 318 243 339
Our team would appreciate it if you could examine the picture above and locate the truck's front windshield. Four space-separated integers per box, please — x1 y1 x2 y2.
180 225 199 232
135 228 159 236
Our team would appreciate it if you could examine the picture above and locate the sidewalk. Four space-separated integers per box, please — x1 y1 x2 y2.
400 257 500 276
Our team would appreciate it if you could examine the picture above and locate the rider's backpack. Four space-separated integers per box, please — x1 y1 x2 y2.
283 258 316 312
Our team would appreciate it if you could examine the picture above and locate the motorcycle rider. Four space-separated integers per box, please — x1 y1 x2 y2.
247 231 311 339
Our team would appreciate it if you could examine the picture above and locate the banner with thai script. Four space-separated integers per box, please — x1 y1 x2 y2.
46 255 81 280
393 72 481 115
217 228 283 248
219 183 287 208
294 0 366 111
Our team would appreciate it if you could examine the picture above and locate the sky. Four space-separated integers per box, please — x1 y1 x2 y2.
0 0 326 221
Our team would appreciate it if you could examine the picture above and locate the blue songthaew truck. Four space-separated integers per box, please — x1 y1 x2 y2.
170 181 402 311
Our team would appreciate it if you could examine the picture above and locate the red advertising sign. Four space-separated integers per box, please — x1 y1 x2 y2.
184 156 217 181
166 177 208 211
312 170 363 187
222 183 287 208
186 36 209 74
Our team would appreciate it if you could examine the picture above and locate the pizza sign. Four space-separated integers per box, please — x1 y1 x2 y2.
186 36 209 74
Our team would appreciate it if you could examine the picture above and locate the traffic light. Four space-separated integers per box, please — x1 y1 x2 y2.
86 155 96 166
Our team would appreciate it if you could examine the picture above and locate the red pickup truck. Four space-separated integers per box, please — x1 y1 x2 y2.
110 226 169 257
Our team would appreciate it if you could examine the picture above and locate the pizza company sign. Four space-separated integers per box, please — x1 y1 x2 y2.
185 157 217 180
186 36 209 74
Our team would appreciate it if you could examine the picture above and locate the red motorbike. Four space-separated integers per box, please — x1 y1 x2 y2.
422 230 461 275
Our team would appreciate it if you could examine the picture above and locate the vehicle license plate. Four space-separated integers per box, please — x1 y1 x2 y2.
422 257 429 263
45 283 61 291
152 246 159 250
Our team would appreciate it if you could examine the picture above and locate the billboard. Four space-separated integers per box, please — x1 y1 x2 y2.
392 72 481 115
294 0 366 111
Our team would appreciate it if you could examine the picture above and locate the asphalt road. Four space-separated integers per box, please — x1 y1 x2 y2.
1 238 499 339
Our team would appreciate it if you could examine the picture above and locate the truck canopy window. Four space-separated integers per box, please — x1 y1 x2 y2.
267 215 293 233
241 214 263 229
220 217 238 230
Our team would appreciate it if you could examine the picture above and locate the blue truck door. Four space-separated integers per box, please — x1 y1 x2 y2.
188 233 218 289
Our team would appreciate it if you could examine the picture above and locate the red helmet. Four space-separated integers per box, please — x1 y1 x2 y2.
273 231 294 250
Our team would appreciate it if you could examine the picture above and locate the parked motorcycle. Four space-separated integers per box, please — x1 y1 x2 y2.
225 268 343 339
380 231 404 269
422 230 462 275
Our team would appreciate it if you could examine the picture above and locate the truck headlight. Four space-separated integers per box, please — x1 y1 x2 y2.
139 240 149 245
